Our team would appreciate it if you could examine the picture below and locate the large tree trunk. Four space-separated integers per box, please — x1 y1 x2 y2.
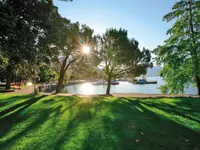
55 57 68 94
196 76 200 96
5 65 13 90
188 0 200 95
55 55 78 94
106 74 111 95
55 73 64 93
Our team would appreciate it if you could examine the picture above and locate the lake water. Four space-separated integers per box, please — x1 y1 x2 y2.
62 77 197 95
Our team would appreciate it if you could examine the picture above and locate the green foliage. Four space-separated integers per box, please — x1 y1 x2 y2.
101 28 151 78
0 94 200 150
62 71 71 83
0 53 8 81
0 0 69 88
0 54 8 70
54 18 99 93
99 28 151 94
39 66 58 83
0 0 59 63
154 0 200 94
70 63 99 80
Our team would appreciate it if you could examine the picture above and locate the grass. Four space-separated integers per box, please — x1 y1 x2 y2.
0 94 200 150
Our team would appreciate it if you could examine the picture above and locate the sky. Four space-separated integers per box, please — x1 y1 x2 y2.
53 0 177 51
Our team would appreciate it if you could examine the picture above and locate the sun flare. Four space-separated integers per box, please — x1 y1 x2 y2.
82 46 90 54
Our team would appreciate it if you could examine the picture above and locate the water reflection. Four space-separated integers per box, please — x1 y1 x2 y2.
80 82 93 95
61 77 197 95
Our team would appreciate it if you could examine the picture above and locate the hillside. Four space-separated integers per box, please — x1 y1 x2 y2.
145 66 162 77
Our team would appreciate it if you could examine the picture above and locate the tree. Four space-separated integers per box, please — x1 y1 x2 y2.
0 51 8 83
69 60 100 80
53 18 98 93
38 65 58 83
0 53 8 71
154 0 200 95
0 0 62 89
99 28 151 95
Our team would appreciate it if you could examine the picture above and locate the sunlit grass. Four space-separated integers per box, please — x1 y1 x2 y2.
0 94 200 150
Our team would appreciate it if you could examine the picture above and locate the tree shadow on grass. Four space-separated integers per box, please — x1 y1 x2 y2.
0 94 32 101
0 95 46 118
0 94 32 108
0 96 200 150
140 100 200 124
79 97 200 150
122 98 200 149
0 95 85 150
50 96 105 150
0 95 47 140
46 97 200 150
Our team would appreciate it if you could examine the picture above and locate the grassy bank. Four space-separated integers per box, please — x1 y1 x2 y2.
0 94 200 150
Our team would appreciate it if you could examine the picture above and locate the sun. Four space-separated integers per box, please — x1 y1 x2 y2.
82 46 90 54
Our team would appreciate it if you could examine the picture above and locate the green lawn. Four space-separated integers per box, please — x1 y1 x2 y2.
0 94 200 150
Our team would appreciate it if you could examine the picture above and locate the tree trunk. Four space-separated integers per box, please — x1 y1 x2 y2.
196 76 200 96
33 69 37 95
188 0 200 95
55 55 78 94
106 74 111 95
6 65 13 90
55 73 64 94
55 57 68 94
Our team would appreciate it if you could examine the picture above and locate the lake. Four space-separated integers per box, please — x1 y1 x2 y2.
61 77 197 95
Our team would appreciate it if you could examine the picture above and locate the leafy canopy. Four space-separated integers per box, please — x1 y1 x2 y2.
100 28 151 79
154 0 200 94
